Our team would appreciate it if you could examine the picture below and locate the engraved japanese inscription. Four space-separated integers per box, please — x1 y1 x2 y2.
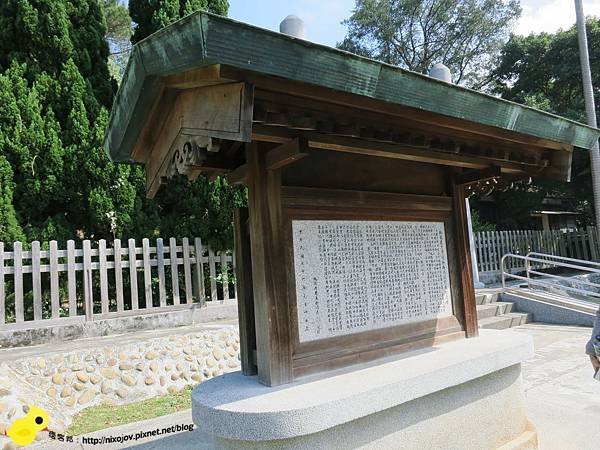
292 220 453 342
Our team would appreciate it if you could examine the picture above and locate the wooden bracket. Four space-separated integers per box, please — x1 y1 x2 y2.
265 138 309 171
226 164 248 185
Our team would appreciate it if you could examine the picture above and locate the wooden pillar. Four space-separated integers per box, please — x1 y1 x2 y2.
245 142 293 386
233 207 257 376
452 183 479 337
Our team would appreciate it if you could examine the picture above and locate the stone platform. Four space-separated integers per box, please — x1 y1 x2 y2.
193 329 536 450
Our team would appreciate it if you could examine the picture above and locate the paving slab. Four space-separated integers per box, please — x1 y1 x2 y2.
513 323 600 450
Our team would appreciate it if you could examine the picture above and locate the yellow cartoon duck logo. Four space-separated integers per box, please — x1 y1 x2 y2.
5 406 49 446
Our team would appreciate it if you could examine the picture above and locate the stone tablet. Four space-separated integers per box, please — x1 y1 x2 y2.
292 220 453 342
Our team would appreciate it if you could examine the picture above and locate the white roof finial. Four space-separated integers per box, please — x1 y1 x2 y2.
280 15 306 39
429 63 452 83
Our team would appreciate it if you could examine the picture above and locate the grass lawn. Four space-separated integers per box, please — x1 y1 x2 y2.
67 386 193 436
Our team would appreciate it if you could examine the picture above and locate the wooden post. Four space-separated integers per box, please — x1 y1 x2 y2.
220 252 229 300
49 240 60 319
128 238 139 310
114 239 124 312
169 237 180 305
13 242 25 323
13 242 23 323
588 226 598 260
475 232 483 275
157 238 167 307
246 142 293 386
31 241 42 321
82 240 93 320
193 237 206 306
582 230 590 260
208 247 217 302
182 238 193 304
98 239 109 315
233 207 257 375
142 238 153 308
67 240 77 317
452 183 479 337
231 251 238 301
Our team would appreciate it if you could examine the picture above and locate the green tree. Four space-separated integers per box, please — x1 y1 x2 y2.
129 0 229 44
102 0 133 81
488 20 600 227
0 0 137 244
338 0 521 87
0 0 243 252
0 155 25 243
470 209 496 232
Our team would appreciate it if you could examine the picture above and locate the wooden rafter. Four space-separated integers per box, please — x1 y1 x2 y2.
265 138 309 170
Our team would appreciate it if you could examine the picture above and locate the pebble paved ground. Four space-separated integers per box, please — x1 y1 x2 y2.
11 322 600 450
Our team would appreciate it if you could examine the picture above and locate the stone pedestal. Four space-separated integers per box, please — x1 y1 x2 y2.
192 330 538 450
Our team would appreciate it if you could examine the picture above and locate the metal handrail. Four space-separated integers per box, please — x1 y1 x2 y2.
501 252 600 302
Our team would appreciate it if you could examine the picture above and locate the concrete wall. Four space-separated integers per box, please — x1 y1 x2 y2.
501 293 596 327
0 302 238 348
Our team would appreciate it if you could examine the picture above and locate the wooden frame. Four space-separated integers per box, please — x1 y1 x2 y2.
243 138 479 386
280 188 466 378
100 11 587 393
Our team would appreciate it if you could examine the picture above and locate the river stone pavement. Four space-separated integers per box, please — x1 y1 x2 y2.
0 324 240 449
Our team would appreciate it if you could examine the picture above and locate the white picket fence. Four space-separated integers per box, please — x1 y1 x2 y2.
0 238 236 330
474 227 600 275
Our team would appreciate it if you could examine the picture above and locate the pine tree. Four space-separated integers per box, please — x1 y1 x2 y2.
129 0 229 44
0 0 137 244
0 0 243 250
0 155 25 243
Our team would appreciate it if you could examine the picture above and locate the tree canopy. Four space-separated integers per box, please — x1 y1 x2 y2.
338 0 521 87
102 0 133 80
0 0 244 250
481 19 600 228
129 0 229 44
0 0 132 244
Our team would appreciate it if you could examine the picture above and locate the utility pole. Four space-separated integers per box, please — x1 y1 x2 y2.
575 0 600 238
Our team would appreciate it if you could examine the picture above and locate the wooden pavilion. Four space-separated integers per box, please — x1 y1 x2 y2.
104 12 599 388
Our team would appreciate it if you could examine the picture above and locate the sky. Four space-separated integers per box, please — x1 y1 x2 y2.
228 0 600 47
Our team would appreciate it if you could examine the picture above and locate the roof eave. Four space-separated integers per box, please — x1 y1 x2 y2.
104 11 600 162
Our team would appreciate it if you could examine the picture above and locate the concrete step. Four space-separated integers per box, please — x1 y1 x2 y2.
476 302 514 320
475 292 500 305
478 312 532 330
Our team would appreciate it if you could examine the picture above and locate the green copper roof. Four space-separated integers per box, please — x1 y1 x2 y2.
104 11 600 162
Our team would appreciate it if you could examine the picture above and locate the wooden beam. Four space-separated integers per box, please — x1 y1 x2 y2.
252 124 296 143
281 187 452 212
250 126 547 175
223 67 573 152
253 91 554 162
452 183 479 338
233 208 257 376
305 134 542 175
226 164 248 185
455 166 502 186
191 153 237 172
162 65 236 89
265 138 309 170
